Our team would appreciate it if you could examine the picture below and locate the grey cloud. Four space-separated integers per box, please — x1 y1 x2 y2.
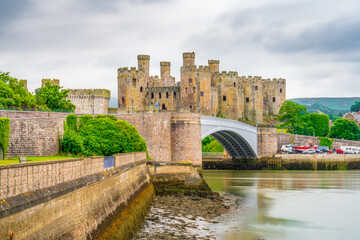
0 0 30 26
264 19 360 55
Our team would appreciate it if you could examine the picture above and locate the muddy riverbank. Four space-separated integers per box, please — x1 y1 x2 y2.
133 193 244 240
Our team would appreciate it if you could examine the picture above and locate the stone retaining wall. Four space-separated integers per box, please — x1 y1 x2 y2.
0 152 146 200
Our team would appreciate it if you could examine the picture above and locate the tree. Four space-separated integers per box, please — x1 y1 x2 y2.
329 119 360 141
309 113 329 137
278 101 308 133
0 72 36 110
36 82 75 112
350 101 360 112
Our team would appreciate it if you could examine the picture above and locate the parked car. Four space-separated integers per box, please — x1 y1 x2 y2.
336 149 345 154
303 149 316 154
281 145 294 154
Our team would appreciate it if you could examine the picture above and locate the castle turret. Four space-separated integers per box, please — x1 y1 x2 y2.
183 52 195 66
208 60 220 73
137 55 150 80
160 62 174 86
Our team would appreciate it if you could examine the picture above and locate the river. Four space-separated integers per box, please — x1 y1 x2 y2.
202 170 360 240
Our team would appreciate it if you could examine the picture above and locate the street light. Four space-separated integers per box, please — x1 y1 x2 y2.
91 94 95 115
131 99 134 114
35 88 40 110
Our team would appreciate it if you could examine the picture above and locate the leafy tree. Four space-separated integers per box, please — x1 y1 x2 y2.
319 137 334 149
0 72 36 110
309 113 329 137
329 119 360 141
278 101 308 133
350 101 360 112
37 82 75 112
202 136 224 152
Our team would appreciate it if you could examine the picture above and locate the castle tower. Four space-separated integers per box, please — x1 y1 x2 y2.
19 79 28 91
183 52 195 66
160 62 174 86
41 79 60 87
137 55 150 80
208 60 220 73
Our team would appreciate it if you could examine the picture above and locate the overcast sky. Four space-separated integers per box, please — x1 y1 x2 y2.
1 0 360 99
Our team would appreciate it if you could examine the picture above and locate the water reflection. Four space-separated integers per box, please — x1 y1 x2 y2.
203 170 360 240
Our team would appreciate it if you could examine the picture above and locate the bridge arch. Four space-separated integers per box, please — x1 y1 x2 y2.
201 117 258 158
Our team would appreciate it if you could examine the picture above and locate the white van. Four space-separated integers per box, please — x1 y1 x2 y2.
340 146 360 154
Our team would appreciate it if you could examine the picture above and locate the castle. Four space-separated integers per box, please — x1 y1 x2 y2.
118 52 286 123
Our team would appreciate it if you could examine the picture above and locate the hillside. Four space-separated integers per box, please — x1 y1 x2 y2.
290 97 360 115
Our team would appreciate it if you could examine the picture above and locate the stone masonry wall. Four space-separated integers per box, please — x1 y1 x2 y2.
257 128 278 157
0 152 145 200
276 132 360 149
0 110 69 119
7 118 65 158
0 157 149 240
170 113 202 166
116 113 202 165
67 89 110 114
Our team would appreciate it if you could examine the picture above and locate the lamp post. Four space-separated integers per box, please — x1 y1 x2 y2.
91 94 95 115
35 88 40 110
131 99 134 114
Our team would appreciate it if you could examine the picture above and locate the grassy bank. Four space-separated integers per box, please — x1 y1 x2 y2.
0 156 79 165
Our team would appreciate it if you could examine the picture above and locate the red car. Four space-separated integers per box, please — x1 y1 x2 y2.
336 149 344 154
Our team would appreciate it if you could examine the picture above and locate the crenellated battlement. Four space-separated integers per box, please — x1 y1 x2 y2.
67 89 111 99
118 52 287 124
41 78 60 87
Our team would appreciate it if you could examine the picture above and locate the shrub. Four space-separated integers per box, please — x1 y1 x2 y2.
79 115 93 131
61 130 83 155
0 117 10 159
66 114 78 132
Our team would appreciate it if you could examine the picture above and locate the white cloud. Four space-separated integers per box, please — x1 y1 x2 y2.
0 0 360 99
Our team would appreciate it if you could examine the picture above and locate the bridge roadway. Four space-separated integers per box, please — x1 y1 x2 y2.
201 116 258 158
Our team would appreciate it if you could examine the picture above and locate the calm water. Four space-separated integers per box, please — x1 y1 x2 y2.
203 170 360 240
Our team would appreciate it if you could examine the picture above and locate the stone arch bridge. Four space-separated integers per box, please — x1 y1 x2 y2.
201 116 258 159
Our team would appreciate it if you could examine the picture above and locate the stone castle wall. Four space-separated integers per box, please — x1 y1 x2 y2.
116 113 202 165
0 110 69 119
7 118 65 157
67 89 110 114
117 53 286 124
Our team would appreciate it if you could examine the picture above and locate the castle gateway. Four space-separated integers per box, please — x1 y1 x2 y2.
118 52 286 124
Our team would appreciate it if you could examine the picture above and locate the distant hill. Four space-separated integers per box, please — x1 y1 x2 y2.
290 97 360 115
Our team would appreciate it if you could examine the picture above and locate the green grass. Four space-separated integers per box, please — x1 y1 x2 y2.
0 156 80 165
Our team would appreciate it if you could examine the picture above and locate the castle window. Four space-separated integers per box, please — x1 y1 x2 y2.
174 91 176 98
132 78 136 86
185 87 188 94
223 96 227 101
193 87 196 93
159 92 162 99
147 83 149 88
189 78 192 84
121 97 125 104
200 91 204 97
234 82 236 87
151 92 154 99
190 105 192 111
166 92 169 98
140 87 143 92
189 88 192 94
255 86 258 91
273 97 276 102
280 88 283 93
246 97 249 103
